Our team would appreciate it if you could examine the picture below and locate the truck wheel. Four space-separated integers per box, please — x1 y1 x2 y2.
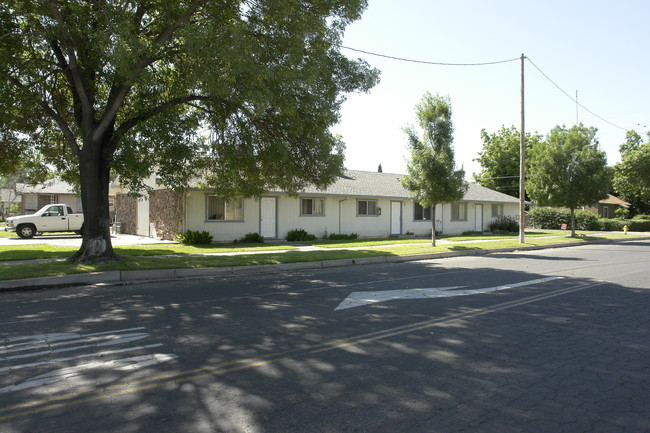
17 224 36 239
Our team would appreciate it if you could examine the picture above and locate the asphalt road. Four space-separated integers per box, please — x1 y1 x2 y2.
1 239 649 432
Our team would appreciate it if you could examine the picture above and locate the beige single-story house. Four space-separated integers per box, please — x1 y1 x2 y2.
584 194 630 218
113 170 520 241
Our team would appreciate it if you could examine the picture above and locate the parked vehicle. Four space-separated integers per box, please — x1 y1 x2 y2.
4 204 84 239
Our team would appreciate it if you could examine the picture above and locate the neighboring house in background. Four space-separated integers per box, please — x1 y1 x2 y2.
19 180 83 214
18 179 116 220
584 194 630 218
1 188 22 219
113 170 520 241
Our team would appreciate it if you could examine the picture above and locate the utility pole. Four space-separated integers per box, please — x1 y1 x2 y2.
519 54 526 244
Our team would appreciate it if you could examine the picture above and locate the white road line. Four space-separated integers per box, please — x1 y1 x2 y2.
0 343 164 373
335 277 564 310
1 327 146 351
0 354 178 394
1 333 150 361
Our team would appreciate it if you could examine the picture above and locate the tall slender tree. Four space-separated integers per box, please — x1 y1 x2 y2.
401 93 467 246
527 124 610 237
0 0 379 263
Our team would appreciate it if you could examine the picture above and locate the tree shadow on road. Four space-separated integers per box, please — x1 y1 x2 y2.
2 255 649 432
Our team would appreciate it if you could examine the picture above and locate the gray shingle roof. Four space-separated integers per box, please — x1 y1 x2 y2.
18 180 77 194
299 170 519 203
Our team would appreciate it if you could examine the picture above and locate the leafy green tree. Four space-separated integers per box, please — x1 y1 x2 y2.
401 93 467 246
473 126 541 198
613 130 650 215
526 124 610 237
0 0 378 263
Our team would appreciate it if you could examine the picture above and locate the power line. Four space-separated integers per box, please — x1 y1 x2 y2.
340 45 520 66
340 45 630 132
524 57 629 132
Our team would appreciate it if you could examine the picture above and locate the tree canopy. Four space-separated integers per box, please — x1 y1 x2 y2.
613 130 650 214
0 0 379 262
473 126 541 199
401 93 467 246
526 124 610 236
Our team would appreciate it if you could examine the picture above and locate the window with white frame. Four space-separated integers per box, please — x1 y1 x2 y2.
206 196 243 221
414 203 432 220
451 203 467 221
357 199 378 216
491 204 503 217
300 198 324 216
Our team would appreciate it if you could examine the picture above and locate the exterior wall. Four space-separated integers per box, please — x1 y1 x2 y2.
183 190 521 241
115 194 138 235
185 192 261 242
585 203 625 218
149 189 183 240
598 203 618 218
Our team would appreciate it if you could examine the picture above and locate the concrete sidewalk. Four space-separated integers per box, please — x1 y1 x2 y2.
1 235 646 292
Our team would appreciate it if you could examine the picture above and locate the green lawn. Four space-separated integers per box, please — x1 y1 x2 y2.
0 231 638 281
0 242 297 261
308 230 586 248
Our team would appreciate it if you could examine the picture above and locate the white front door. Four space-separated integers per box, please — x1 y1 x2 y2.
475 204 484 232
390 201 401 235
260 197 277 238
136 197 150 236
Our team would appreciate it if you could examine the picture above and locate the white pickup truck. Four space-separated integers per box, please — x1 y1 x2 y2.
4 204 84 239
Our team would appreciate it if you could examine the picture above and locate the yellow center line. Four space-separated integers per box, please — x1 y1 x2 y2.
0 279 604 421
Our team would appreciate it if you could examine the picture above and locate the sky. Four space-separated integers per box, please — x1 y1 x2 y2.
331 0 650 179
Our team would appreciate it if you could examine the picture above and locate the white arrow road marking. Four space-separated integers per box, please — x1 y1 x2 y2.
0 354 178 394
335 276 564 310
335 286 466 311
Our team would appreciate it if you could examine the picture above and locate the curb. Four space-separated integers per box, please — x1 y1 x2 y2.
0 236 645 292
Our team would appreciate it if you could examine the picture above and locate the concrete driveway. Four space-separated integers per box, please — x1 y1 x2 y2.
0 232 177 247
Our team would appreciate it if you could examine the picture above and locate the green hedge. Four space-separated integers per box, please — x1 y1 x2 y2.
527 207 600 230
628 220 650 231
527 207 650 232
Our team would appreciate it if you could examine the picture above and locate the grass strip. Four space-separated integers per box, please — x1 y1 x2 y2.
0 243 296 261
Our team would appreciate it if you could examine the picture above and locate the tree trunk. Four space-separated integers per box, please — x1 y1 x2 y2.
69 136 119 264
431 204 437 247
570 207 576 238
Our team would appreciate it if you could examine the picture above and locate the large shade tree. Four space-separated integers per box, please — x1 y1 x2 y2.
401 93 467 246
473 125 541 199
527 124 610 237
0 0 379 262
613 130 650 215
